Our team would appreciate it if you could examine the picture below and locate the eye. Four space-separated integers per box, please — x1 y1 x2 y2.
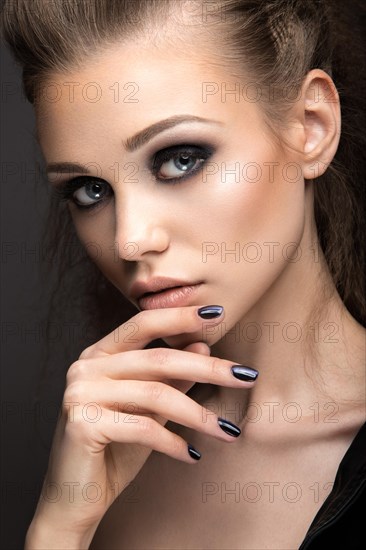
52 177 113 211
151 144 214 183
72 179 109 206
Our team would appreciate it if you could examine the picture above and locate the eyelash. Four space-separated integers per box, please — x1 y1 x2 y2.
51 143 214 212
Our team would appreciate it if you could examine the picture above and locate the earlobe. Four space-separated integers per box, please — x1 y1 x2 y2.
301 69 341 179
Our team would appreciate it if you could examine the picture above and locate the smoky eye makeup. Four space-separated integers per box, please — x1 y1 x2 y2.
51 177 113 212
150 142 215 183
50 140 216 212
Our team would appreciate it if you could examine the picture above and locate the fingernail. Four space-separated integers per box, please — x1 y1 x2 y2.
198 305 224 319
218 417 241 437
187 443 201 460
231 365 258 381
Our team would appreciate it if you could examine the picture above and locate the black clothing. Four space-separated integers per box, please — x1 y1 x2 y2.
299 421 366 549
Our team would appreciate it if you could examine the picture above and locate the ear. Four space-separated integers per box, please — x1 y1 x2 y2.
296 69 341 179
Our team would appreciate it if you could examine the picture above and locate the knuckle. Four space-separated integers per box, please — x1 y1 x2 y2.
143 381 165 401
147 347 169 368
171 435 184 456
133 310 151 330
66 360 88 384
62 398 102 442
177 307 186 323
78 345 95 360
210 357 225 378
178 306 192 326
63 381 88 405
200 404 215 426
135 415 155 436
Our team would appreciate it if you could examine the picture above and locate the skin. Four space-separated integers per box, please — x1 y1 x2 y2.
31 35 365 550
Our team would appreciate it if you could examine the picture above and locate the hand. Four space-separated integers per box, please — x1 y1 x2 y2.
26 305 257 548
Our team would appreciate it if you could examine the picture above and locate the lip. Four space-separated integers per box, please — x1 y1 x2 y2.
130 277 203 301
137 283 203 310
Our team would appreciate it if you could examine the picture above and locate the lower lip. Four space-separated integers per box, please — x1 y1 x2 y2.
138 284 202 310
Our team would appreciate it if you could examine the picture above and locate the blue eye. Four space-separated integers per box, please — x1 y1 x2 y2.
151 144 213 183
52 177 112 211
52 144 214 211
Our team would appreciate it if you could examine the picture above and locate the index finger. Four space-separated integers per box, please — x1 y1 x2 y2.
79 305 225 359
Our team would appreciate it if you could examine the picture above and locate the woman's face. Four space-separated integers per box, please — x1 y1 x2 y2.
37 39 307 348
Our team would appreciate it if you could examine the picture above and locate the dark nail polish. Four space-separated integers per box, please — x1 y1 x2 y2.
218 417 241 437
231 365 258 381
188 443 201 460
198 305 224 319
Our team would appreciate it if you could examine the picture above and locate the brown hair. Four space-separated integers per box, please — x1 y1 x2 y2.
1 0 365 405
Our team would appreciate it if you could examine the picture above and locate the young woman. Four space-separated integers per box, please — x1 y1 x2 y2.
2 0 365 548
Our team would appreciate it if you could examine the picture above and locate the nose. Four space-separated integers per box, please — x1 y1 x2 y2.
113 192 170 262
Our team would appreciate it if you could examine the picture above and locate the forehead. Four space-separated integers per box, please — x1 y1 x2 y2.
36 40 266 159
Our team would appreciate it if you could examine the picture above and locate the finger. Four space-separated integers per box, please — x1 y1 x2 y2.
65 408 202 464
170 342 211 393
78 305 224 358
67 379 239 444
68 348 258 389
102 410 204 463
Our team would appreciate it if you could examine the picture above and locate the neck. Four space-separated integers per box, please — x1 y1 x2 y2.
210 185 365 421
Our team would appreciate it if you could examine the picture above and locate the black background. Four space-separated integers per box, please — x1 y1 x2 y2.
1 44 74 548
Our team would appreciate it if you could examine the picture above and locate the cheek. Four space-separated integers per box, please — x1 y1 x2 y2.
70 207 121 281
193 149 306 326
189 148 306 256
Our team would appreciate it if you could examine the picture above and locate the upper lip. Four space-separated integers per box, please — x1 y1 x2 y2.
129 277 201 301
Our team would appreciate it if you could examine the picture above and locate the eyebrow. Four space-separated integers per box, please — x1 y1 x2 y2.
46 115 222 175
